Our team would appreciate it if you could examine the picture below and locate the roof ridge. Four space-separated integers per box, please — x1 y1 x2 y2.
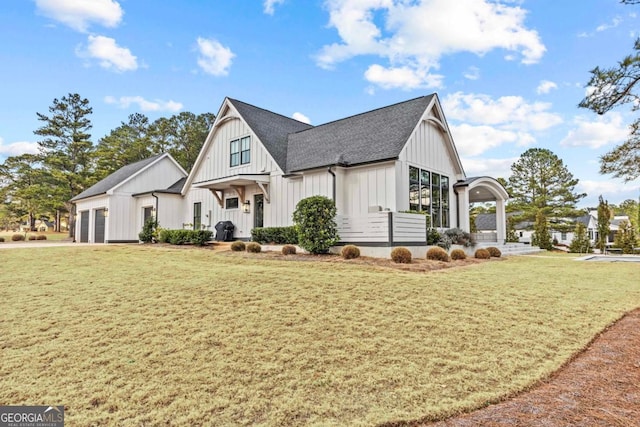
228 98 314 127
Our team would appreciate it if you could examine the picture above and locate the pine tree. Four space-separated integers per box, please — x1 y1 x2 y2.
596 195 612 253
568 222 593 254
532 210 553 250
34 93 94 237
613 220 637 254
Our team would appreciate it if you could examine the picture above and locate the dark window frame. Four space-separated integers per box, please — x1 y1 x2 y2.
225 197 239 209
193 202 202 230
230 136 251 167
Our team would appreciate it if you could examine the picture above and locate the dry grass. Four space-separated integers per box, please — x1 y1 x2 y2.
1 245 639 426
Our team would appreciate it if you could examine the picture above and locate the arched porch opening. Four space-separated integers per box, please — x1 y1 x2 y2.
454 177 509 243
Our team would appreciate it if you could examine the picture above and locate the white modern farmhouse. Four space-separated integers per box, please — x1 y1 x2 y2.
72 94 509 250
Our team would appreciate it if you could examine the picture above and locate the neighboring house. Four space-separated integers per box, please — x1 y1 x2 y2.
19 220 54 232
70 153 187 243
71 94 509 248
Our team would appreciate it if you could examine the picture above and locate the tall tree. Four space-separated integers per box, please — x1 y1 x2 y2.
508 148 586 220
532 210 553 250
613 220 637 253
596 195 612 252
95 113 154 180
579 0 640 181
569 222 593 254
35 93 94 237
0 154 50 230
150 112 215 172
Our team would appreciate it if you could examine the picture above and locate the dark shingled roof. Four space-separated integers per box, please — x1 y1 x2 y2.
286 95 435 172
575 214 592 227
70 154 165 202
163 177 186 193
228 98 313 171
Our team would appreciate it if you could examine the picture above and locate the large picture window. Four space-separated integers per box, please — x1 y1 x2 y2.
408 167 449 228
230 136 251 167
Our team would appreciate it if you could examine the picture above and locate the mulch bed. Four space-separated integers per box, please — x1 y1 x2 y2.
413 308 640 427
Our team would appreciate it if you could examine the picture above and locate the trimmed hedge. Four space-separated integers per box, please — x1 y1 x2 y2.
341 245 360 260
251 226 298 244
475 248 491 259
231 241 246 251
36 235 47 240
0 237 4 242
450 248 467 260
282 245 297 255
157 229 213 246
12 234 25 241
426 246 450 262
486 246 502 258
28 235 37 241
391 247 412 264
246 242 262 253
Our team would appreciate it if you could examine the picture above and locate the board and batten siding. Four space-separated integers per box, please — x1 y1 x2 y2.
191 117 279 184
338 162 396 216
397 117 463 228
117 157 185 196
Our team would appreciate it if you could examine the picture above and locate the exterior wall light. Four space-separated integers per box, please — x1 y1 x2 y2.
242 200 251 213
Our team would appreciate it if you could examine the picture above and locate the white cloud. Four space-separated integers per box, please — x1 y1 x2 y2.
292 112 311 124
264 0 285 15
450 124 532 157
35 0 123 32
77 35 138 72
443 92 563 132
196 37 234 76
578 180 640 197
560 113 629 149
104 96 183 112
0 137 40 156
596 17 621 32
536 80 557 94
463 66 480 81
461 157 517 179
316 0 545 89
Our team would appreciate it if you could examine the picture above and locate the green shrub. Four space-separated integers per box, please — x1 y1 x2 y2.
391 247 412 264
231 241 246 251
251 226 298 244
157 228 170 243
28 235 37 241
281 245 296 255
444 228 475 247
12 234 25 241
426 228 441 245
569 222 593 253
450 248 467 260
191 230 213 246
426 246 450 262
341 245 360 259
292 196 339 254
486 246 502 258
246 242 262 253
475 248 490 259
36 235 47 240
168 229 191 245
0 237 4 242
139 217 157 243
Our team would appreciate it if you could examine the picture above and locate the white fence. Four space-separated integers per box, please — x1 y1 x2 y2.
472 232 497 243
337 212 426 244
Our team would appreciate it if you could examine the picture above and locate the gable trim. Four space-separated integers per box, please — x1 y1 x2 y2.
109 153 187 195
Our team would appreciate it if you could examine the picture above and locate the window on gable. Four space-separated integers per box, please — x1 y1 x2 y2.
225 197 239 209
230 136 250 167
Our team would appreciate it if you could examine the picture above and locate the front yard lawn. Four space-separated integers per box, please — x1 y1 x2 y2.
1 245 639 426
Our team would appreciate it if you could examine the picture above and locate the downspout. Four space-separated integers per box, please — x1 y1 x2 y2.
151 192 159 225
327 166 336 201
453 187 460 229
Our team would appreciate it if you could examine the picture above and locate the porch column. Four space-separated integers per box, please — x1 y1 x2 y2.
457 187 471 232
496 198 506 243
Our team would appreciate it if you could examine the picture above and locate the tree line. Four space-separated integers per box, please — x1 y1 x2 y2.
0 93 214 234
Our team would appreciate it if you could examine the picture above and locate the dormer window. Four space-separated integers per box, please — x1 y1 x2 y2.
230 136 250 167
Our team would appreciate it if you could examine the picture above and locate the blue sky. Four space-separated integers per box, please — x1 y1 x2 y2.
1 0 639 207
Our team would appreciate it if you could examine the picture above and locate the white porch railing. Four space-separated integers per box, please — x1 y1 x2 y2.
472 232 497 243
336 212 426 244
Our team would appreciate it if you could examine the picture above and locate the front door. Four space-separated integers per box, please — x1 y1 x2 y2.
94 209 106 243
254 194 264 228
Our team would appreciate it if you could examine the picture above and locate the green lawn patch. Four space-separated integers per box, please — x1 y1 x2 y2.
1 246 639 426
